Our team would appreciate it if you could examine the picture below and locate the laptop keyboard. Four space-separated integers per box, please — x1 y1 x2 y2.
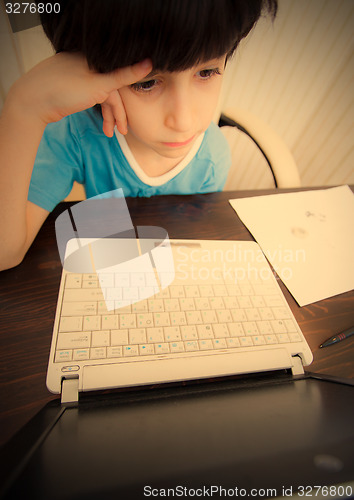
54 272 302 363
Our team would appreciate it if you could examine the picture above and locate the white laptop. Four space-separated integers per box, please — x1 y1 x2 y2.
47 234 313 404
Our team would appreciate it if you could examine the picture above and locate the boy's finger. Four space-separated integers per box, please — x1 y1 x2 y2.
108 90 128 135
101 101 116 137
102 90 128 136
102 59 152 91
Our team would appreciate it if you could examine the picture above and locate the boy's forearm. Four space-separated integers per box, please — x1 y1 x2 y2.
0 92 47 268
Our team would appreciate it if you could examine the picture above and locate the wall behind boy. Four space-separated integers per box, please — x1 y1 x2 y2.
1 0 353 189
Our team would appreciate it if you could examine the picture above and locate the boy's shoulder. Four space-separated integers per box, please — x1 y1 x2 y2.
198 121 230 162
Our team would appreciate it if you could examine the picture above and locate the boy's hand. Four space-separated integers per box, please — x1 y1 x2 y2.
7 53 152 137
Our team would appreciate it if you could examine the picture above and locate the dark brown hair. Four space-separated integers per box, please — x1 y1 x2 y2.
40 0 277 73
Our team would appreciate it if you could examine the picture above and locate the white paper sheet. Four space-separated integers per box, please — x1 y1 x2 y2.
229 185 354 306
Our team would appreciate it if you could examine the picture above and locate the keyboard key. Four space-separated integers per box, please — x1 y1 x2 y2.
226 337 241 348
123 287 139 301
186 311 203 325
55 350 73 362
83 315 101 331
264 295 284 307
272 307 292 319
199 339 213 350
223 296 238 308
146 327 165 343
120 314 137 328
170 312 187 326
154 313 171 327
284 319 297 332
65 274 82 288
271 320 287 334
107 346 123 358
245 308 262 321
289 332 301 342
239 337 254 347
132 300 148 313
277 333 290 343
252 335 266 346
265 334 278 344
259 307 274 320
213 285 228 296
170 286 185 298
212 323 229 338
164 326 181 342
228 322 244 337
170 341 185 353
231 309 247 322
251 296 265 308
155 343 170 354
57 332 90 349
164 299 180 312
216 309 232 323
213 338 227 349
242 321 259 336
199 285 214 297
237 296 252 308
123 345 139 356
73 349 90 360
139 344 155 355
201 310 218 323
148 299 164 312
91 330 110 347
61 302 97 316
102 315 119 329
194 297 210 310
129 328 147 344
181 325 198 340
137 313 154 327
257 320 273 334
179 298 195 311
90 347 106 359
111 329 128 345
185 341 199 351
82 279 98 288
185 285 200 297
59 316 83 333
197 324 214 339
64 288 105 302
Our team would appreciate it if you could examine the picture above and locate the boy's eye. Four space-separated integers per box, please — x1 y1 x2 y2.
197 68 221 79
130 79 159 92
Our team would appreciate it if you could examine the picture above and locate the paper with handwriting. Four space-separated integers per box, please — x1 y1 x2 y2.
229 185 354 306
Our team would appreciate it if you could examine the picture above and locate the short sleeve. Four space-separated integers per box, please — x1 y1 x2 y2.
199 123 231 193
28 116 84 211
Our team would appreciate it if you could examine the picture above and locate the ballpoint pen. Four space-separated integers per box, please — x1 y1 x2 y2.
319 326 354 348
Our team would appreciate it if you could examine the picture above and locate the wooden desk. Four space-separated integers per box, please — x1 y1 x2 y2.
1 189 353 448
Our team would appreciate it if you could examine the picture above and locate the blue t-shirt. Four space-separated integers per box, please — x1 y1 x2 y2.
28 107 230 211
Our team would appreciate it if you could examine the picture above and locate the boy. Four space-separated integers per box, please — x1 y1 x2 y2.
0 0 277 270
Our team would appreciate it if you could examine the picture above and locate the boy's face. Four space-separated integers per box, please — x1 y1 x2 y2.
118 56 226 165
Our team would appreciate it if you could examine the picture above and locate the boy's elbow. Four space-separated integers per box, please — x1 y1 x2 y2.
0 243 27 272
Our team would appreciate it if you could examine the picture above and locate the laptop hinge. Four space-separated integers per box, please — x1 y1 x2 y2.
291 355 304 376
61 377 79 405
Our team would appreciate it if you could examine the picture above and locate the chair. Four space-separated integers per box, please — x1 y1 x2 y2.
64 107 301 201
219 107 301 190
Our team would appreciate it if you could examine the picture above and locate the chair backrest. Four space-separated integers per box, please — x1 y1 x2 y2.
219 107 301 190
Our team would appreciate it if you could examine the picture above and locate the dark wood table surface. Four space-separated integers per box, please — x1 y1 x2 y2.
1 189 353 448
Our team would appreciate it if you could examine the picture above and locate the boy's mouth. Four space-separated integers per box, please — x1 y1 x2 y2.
161 135 195 148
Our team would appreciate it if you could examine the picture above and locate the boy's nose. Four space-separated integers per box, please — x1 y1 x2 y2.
164 88 194 133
